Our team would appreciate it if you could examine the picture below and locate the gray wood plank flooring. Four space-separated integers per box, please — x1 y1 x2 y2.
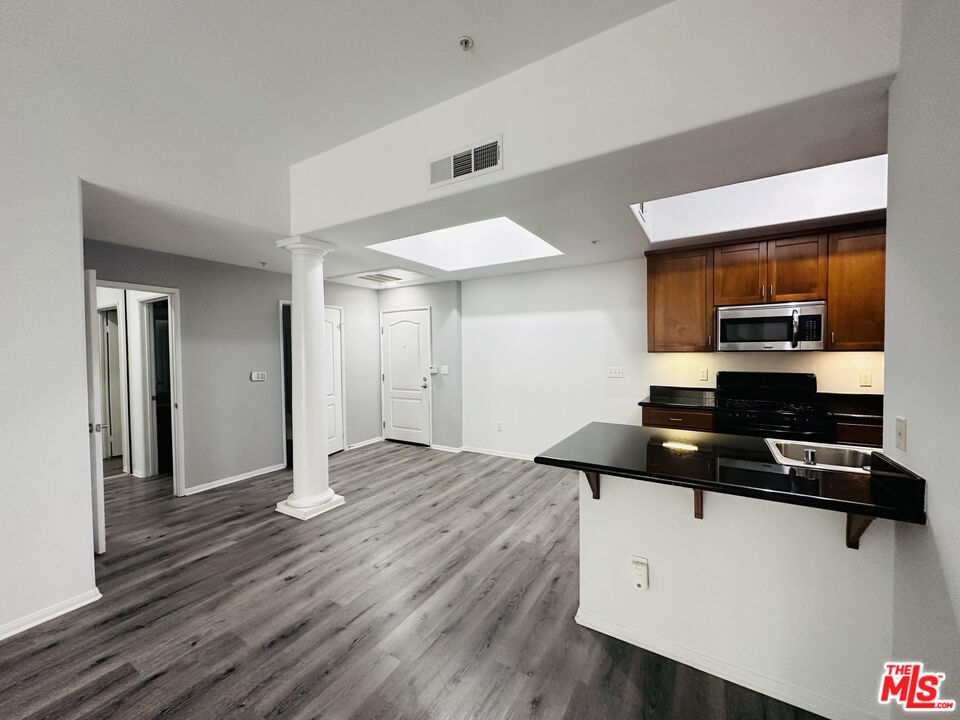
0 442 824 719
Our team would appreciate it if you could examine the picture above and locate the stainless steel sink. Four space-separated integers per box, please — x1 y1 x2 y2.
765 438 874 474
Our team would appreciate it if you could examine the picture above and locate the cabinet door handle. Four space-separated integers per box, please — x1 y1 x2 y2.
769 284 773 297
761 285 765 298
831 331 835 345
669 417 684 422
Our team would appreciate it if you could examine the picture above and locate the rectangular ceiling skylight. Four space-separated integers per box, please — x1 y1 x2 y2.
366 217 562 272
631 155 888 243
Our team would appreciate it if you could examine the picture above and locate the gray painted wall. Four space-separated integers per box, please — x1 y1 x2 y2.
886 0 960 697
84 240 382 488
379 282 463 449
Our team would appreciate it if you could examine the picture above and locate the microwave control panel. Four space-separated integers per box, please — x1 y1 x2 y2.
798 315 822 341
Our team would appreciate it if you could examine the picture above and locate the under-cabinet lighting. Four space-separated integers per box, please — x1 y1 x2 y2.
631 155 887 243
662 441 699 452
366 217 562 272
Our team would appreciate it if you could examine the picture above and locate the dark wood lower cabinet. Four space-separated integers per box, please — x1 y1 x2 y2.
836 421 883 447
642 407 715 432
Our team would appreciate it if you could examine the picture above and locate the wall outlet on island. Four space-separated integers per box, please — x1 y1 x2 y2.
698 368 709 382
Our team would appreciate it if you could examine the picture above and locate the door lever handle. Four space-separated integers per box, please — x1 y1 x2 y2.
421 382 428 389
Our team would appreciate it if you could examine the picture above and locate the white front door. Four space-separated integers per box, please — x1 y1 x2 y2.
324 307 344 454
84 271 106 554
381 309 431 445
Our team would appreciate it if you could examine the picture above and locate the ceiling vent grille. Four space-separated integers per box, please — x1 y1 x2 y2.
357 272 403 283
329 267 433 289
429 135 502 189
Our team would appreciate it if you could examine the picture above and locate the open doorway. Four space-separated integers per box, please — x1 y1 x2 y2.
85 274 186 552
280 301 346 468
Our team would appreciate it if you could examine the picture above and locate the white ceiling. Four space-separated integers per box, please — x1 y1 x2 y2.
81 79 890 282
0 0 668 164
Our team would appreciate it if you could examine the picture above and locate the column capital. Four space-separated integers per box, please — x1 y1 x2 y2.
276 235 336 257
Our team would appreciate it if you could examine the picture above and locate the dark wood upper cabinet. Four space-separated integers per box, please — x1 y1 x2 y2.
768 234 828 302
827 228 886 351
647 248 714 352
714 241 767 306
715 235 827 306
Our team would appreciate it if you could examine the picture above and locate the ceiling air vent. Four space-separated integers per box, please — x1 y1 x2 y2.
428 135 502 189
328 267 433 290
357 272 403 283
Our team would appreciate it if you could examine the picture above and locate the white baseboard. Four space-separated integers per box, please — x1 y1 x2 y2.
430 444 463 453
183 463 286 496
574 608 884 720
347 436 383 450
0 588 102 642
461 446 535 461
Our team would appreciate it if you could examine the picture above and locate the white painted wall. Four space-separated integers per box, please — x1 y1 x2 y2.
462 259 883 459
885 0 960 698
578 476 894 720
291 0 900 233
379 282 463 449
0 35 288 636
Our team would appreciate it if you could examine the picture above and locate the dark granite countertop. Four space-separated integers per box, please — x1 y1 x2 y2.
639 386 716 410
534 422 925 524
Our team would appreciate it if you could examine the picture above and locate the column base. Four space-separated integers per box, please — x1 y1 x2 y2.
276 494 345 521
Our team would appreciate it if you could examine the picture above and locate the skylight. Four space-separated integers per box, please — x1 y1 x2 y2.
366 217 562 272
631 155 888 243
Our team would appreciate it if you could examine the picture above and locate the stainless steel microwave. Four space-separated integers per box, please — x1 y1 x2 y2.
716 301 825 351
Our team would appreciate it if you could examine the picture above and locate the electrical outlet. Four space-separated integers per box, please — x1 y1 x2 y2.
859 372 873 387
607 366 624 378
896 416 907 451
631 556 649 590
496 421 504 432
698 368 709 382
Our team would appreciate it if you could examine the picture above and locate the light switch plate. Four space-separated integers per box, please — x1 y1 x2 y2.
250 371 267 382
896 416 907 451
440 365 449 375
607 366 624 378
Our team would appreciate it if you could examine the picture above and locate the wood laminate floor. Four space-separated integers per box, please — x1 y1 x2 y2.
0 442 824 720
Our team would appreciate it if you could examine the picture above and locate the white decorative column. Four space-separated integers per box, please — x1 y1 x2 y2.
275 235 345 520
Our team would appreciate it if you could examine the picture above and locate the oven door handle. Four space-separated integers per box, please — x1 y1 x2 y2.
791 309 800 349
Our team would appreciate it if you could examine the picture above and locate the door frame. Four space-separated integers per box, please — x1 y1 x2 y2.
98 281 186 497
278 301 347 466
379 307 433 446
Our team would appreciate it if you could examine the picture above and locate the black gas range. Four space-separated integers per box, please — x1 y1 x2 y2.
714 372 835 442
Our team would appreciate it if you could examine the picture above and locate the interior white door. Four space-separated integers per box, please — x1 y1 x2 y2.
324 307 344 454
84 271 106 554
381 309 431 445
